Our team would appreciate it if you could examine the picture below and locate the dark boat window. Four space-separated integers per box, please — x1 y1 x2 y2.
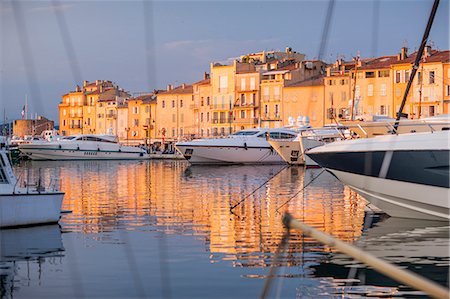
232 131 258 136
269 132 297 139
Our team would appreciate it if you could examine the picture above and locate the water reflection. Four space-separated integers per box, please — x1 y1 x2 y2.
0 225 64 298
12 160 448 297
20 160 366 263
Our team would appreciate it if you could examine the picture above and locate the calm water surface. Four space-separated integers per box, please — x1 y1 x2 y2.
1 160 448 298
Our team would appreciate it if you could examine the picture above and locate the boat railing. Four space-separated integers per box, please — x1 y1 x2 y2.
13 168 60 194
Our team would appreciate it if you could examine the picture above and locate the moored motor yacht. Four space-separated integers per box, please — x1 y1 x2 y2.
19 134 149 160
0 149 64 227
306 130 450 221
175 128 299 165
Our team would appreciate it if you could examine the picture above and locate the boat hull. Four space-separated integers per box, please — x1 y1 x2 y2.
19 145 149 160
175 144 284 165
267 139 304 165
0 192 64 227
329 169 450 221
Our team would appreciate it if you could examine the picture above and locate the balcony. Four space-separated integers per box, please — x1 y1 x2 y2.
234 102 258 108
233 118 259 125
70 124 82 129
211 117 232 124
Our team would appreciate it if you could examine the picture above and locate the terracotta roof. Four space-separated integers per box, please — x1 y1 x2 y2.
391 50 450 65
285 75 325 88
160 84 193 95
276 63 299 71
192 78 210 85
358 55 398 70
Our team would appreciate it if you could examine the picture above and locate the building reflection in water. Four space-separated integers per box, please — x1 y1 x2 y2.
21 160 366 269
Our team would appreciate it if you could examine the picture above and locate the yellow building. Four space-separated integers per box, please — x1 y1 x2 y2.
234 70 260 131
59 80 129 136
444 62 450 114
283 76 325 128
391 47 449 118
192 75 212 137
156 84 194 141
117 99 128 142
349 55 397 120
59 87 85 136
261 60 326 128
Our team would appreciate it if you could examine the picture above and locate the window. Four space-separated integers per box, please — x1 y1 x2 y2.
180 100 183 107
380 83 387 96
63 109 66 116
219 76 228 92
162 100 165 108
241 78 246 90
447 85 450 96
429 71 435 84
207 112 210 122
172 100 175 108
133 107 138 114
355 86 360 98
240 110 246 119
365 71 375 78
378 70 389 77
264 104 269 117
172 114 175 122
275 104 279 117
380 105 386 115
180 113 184 123
207 97 210 106
252 93 256 105
263 87 269 100
429 105 435 116
145 106 149 113
368 84 374 96
405 71 410 83
201 97 204 106
274 86 280 100
417 72 422 85
250 77 255 90
395 71 401 83
200 113 204 122
133 119 139 126
327 108 336 119
240 94 246 105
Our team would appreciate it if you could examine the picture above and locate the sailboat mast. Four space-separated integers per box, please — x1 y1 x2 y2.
393 0 440 132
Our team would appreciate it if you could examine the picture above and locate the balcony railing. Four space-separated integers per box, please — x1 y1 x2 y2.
211 117 233 124
70 124 82 129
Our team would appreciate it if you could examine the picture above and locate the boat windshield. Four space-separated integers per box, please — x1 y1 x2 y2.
62 136 77 140
232 131 259 136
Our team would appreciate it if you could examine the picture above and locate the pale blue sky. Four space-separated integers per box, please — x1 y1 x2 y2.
1 0 449 123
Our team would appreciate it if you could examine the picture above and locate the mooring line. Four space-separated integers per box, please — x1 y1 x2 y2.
229 164 289 212
276 168 326 213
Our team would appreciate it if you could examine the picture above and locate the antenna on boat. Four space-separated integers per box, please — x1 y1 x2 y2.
392 0 440 133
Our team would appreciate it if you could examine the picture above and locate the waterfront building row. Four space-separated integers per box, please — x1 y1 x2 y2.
58 46 450 144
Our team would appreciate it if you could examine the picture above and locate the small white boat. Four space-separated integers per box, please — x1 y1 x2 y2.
0 149 64 227
306 130 450 221
19 134 149 160
268 126 346 166
175 128 299 165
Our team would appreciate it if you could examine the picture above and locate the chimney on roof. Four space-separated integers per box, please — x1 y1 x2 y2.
76 85 81 92
204 72 210 80
83 80 88 87
99 85 103 93
182 83 186 89
96 80 101 86
424 45 432 57
326 67 331 77
167 84 173 91
400 47 408 60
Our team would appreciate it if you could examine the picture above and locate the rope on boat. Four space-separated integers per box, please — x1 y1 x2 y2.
275 168 326 212
229 164 289 212
283 212 450 299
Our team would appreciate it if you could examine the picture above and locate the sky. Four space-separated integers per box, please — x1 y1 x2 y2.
1 0 449 123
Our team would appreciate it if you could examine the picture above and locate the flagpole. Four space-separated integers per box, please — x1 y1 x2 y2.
25 94 28 120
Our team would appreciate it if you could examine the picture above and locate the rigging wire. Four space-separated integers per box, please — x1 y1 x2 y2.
52 0 83 86
229 164 289 212
393 0 440 132
10 0 44 114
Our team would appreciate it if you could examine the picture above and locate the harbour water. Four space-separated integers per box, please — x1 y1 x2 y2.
2 160 449 298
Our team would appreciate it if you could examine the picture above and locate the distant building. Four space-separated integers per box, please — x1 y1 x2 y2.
13 116 54 137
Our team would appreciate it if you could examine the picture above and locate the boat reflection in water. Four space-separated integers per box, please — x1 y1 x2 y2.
0 225 64 298
13 160 448 297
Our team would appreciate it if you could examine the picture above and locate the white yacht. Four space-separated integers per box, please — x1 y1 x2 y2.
175 128 298 165
19 134 149 160
268 126 346 166
306 130 450 221
0 149 64 227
